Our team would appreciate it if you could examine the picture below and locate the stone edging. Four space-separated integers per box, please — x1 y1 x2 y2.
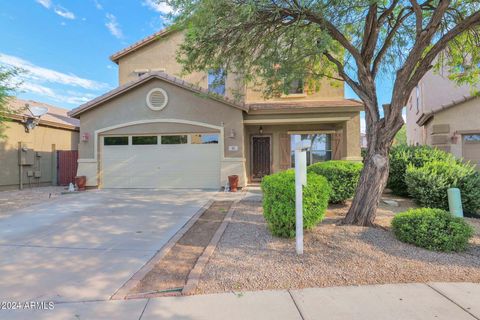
110 198 216 300
182 195 244 295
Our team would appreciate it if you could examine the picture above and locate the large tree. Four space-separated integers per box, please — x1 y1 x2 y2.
163 0 480 226
0 66 20 138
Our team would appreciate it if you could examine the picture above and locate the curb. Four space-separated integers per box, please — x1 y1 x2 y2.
110 198 215 300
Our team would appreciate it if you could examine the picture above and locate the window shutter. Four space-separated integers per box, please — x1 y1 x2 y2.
279 133 291 170
332 132 343 160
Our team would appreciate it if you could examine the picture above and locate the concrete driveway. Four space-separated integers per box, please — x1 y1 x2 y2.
0 189 215 303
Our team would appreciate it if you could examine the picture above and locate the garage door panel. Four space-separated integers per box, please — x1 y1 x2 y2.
102 142 221 188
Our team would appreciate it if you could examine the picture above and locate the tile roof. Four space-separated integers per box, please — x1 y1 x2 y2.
110 28 174 63
416 95 477 126
68 71 248 118
247 99 363 111
7 98 79 130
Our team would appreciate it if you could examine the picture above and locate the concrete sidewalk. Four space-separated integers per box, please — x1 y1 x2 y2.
2 282 479 319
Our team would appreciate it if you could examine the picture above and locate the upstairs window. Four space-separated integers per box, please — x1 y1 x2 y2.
208 69 226 95
284 79 305 95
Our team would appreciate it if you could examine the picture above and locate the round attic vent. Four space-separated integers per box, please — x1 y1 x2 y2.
146 88 168 111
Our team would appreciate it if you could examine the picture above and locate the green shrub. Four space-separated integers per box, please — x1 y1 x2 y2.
391 208 474 252
361 148 367 162
308 161 363 203
387 145 457 196
261 170 331 238
405 161 480 214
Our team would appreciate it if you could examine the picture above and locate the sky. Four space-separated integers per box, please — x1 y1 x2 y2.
0 0 172 107
0 0 398 133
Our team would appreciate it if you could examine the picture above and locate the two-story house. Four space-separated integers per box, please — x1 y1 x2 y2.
406 67 480 168
68 28 363 189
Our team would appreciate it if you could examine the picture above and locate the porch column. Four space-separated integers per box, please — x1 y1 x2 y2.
341 113 362 161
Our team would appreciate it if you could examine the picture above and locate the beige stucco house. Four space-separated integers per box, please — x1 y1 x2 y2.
406 67 480 167
0 98 79 190
69 29 363 189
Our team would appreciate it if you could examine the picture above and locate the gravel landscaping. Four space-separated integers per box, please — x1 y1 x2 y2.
196 191 480 294
130 201 233 297
0 186 66 214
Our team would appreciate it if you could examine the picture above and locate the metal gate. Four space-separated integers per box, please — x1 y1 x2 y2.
251 135 271 181
57 150 78 186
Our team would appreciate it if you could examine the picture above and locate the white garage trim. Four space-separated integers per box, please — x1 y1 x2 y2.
87 119 225 162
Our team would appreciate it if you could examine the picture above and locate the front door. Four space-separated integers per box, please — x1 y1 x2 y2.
251 136 271 181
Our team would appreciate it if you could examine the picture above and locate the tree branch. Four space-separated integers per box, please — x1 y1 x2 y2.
391 0 452 113
378 0 401 24
410 0 423 37
323 52 361 93
372 8 413 77
406 10 480 96
323 51 379 123
361 3 379 65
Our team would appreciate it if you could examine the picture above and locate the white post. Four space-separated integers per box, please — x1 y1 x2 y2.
295 140 311 255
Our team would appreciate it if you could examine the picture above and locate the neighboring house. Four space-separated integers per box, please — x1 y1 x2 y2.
0 98 79 190
406 67 480 167
69 29 363 189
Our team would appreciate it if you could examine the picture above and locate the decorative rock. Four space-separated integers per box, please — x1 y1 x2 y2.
382 199 399 207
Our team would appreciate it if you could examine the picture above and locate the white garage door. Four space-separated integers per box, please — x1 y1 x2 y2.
101 134 221 188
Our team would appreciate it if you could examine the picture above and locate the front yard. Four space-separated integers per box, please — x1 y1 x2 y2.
0 186 66 215
196 192 480 294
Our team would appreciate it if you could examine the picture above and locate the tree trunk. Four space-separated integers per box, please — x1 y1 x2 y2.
343 146 390 226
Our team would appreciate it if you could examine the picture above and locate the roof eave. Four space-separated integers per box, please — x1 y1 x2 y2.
416 112 433 126
8 114 79 131
109 28 176 64
68 72 248 118
247 105 363 115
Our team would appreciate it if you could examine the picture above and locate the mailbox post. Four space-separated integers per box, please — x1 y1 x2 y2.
295 140 311 255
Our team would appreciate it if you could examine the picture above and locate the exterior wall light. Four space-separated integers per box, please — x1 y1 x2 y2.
81 132 90 142
451 131 459 144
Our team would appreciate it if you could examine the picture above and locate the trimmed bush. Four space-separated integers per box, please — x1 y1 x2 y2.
261 170 331 238
391 208 474 252
308 160 363 203
387 145 457 196
405 161 480 215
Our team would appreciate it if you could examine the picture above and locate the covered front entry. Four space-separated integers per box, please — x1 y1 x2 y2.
244 120 362 183
101 133 221 188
